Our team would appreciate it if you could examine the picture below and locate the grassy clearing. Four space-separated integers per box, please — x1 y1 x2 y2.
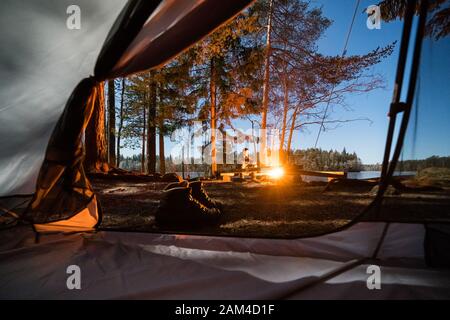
92 174 450 238
94 177 372 237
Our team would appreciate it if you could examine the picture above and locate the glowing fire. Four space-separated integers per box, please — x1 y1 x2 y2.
268 167 284 179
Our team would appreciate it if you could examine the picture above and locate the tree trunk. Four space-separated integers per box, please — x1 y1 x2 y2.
286 107 298 159
147 77 157 174
159 116 166 175
84 82 109 173
280 76 289 163
210 58 217 176
260 0 274 167
107 79 116 167
116 78 125 167
222 128 227 167
141 106 146 173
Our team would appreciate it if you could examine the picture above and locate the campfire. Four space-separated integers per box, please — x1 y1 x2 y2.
268 167 285 180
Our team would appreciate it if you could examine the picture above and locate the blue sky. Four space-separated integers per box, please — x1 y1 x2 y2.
402 30 450 160
302 0 402 163
123 0 449 165
284 0 404 164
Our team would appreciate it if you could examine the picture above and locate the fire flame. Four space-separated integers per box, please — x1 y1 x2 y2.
268 167 284 179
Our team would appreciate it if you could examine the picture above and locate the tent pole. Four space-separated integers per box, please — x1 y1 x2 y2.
383 0 428 185
378 0 416 197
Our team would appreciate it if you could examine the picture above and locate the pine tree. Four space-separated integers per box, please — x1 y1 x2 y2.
116 78 126 167
120 53 197 174
147 71 157 174
107 79 116 167
84 82 109 172
121 73 150 172
190 8 263 174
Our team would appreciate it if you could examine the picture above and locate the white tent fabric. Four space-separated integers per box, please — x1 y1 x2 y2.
289 263 450 299
0 0 127 196
1 222 449 299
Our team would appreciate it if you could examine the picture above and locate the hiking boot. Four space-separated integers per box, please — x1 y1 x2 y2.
164 180 188 190
189 181 223 211
155 187 221 228
161 173 183 182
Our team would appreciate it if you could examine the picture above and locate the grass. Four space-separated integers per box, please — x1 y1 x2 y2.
93 176 371 237
92 173 450 238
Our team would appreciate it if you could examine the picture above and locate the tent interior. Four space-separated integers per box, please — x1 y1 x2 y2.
1 0 450 299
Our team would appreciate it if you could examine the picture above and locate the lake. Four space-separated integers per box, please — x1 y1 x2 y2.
179 170 416 181
347 171 416 180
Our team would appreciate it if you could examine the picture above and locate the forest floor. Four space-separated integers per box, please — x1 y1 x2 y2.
92 172 450 238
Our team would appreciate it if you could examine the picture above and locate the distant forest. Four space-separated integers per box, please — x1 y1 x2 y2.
361 156 450 172
395 156 450 171
120 152 450 174
119 154 177 173
120 148 364 172
362 155 450 172
288 148 362 171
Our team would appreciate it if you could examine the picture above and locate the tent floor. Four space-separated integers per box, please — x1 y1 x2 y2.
1 222 450 299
